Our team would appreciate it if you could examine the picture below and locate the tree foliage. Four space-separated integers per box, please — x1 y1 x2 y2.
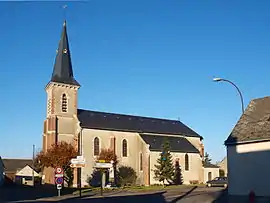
117 166 137 186
97 148 118 166
173 160 183 185
35 141 77 186
219 169 225 177
204 152 212 164
153 138 175 185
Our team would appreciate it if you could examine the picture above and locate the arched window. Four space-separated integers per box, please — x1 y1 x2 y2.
185 153 189 171
94 137 99 156
122 139 127 157
62 94 67 112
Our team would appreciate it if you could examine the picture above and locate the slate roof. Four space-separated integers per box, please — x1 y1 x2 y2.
139 134 199 153
225 96 270 145
50 20 80 86
77 109 202 138
2 159 32 173
203 162 219 168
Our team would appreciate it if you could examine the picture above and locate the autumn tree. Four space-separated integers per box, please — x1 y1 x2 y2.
35 141 77 186
97 148 118 166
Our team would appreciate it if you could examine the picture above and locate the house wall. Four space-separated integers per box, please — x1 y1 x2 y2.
217 157 227 177
203 167 219 183
149 151 202 185
227 141 270 196
81 129 147 187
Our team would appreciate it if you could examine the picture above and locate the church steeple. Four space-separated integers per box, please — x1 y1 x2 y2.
50 20 80 86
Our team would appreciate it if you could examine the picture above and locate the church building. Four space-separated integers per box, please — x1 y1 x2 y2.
42 21 207 187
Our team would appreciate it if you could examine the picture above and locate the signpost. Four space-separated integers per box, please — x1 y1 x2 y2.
55 167 64 197
94 160 114 196
70 156 86 168
70 156 86 197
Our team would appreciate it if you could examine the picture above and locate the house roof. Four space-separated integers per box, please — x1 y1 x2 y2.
16 165 39 177
50 20 80 86
225 96 270 145
77 109 202 138
2 159 32 173
139 134 200 153
203 162 219 168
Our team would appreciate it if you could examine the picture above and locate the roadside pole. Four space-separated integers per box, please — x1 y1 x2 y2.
100 169 104 196
78 167 82 197
70 156 86 197
55 167 64 197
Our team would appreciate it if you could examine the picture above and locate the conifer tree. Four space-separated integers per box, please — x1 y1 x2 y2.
204 152 212 164
153 138 174 186
174 160 183 185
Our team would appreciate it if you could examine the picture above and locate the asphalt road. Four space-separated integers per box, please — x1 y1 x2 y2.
60 187 226 203
5 186 227 203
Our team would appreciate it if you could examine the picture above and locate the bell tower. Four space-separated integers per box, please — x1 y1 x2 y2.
43 20 80 153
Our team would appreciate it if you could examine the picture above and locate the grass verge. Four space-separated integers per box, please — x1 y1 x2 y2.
72 184 205 195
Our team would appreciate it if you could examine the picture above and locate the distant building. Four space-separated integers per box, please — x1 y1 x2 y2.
203 162 220 183
42 20 208 187
2 158 39 185
217 156 227 176
225 97 270 198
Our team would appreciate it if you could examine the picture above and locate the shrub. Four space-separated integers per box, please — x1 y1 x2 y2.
189 180 199 185
117 166 137 187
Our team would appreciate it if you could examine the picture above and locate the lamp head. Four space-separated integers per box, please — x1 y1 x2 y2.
213 78 222 82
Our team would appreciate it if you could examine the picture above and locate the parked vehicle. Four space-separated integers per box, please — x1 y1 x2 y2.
206 177 228 187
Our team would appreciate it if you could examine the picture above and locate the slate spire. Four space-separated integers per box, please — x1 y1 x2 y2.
50 20 80 86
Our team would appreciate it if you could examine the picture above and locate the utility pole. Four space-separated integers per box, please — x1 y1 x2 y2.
32 144 35 187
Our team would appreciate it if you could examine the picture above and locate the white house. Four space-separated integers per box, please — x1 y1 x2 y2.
225 96 270 198
15 165 40 186
203 162 220 183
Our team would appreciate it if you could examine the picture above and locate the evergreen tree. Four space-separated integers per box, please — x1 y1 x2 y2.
153 138 174 185
174 160 183 185
204 152 212 164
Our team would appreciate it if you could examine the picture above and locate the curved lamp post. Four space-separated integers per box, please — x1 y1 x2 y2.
213 77 245 114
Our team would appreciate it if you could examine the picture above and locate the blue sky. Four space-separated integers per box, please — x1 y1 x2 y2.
1 0 270 163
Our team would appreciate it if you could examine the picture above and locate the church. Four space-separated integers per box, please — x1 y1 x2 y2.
42 20 211 187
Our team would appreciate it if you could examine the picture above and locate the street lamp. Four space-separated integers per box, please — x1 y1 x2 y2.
213 77 245 114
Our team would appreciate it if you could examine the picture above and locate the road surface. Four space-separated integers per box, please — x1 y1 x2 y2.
7 186 226 203
61 187 226 203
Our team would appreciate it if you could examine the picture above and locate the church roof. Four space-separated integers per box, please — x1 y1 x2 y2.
139 134 199 153
77 109 202 138
50 20 80 86
225 96 270 145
